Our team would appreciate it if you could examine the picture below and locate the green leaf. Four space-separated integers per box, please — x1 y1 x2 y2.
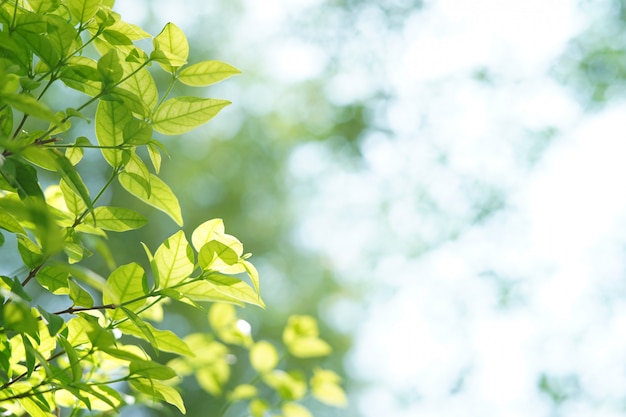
152 97 230 135
178 60 241 87
101 29 133 46
119 66 158 113
123 119 152 145
65 136 91 165
120 306 159 353
147 142 162 173
191 218 224 251
95 99 132 167
17 235 44 268
17 397 54 417
68 0 101 23
68 279 94 308
91 206 147 231
129 359 177 380
118 172 183 226
204 273 264 308
0 205 26 234
38 307 65 336
129 379 186 413
250 341 279 374
0 105 13 138
118 320 193 356
60 178 87 216
283 316 332 358
98 48 124 87
229 384 258 401
152 22 188 72
103 263 147 318
263 370 307 401
4 302 40 341
154 230 194 289
121 152 151 198
27 0 61 13
311 368 347 407
282 402 314 417
58 335 82 383
81 314 116 348
250 399 270 417
109 87 148 117
53 151 93 219
35 265 70 294
60 57 102 96
0 93 57 122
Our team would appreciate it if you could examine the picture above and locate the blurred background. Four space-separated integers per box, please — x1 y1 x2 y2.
4 0 626 415
113 0 626 416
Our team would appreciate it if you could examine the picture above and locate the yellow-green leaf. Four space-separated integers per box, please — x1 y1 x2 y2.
103 262 147 318
118 172 183 226
250 341 278 374
178 60 241 87
91 206 147 231
311 368 347 407
68 0 101 23
152 97 230 135
282 402 313 417
95 100 131 167
152 22 188 72
154 230 194 289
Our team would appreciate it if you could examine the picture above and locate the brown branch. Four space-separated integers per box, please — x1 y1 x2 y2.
52 304 116 315
21 264 44 286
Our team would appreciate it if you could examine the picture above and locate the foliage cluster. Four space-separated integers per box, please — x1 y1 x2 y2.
0 0 345 416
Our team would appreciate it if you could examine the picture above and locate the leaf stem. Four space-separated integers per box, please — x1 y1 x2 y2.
53 303 116 315
21 263 44 286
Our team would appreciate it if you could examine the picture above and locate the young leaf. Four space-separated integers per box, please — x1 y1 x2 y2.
91 206 147 231
118 320 193 356
0 206 26 234
53 151 94 219
98 48 124 87
118 172 183 226
283 316 332 358
147 142 162 173
58 335 82 383
282 402 314 417
0 93 58 123
119 67 158 113
250 341 279 374
191 218 225 251
36 265 70 294
68 0 101 24
120 306 159 353
66 136 90 163
204 273 265 308
152 97 230 135
102 262 148 317
129 379 186 413
60 178 87 216
95 99 132 167
68 279 95 308
263 370 307 401
178 60 241 87
311 368 347 407
152 22 189 72
154 230 194 289
121 152 151 198
129 359 177 380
